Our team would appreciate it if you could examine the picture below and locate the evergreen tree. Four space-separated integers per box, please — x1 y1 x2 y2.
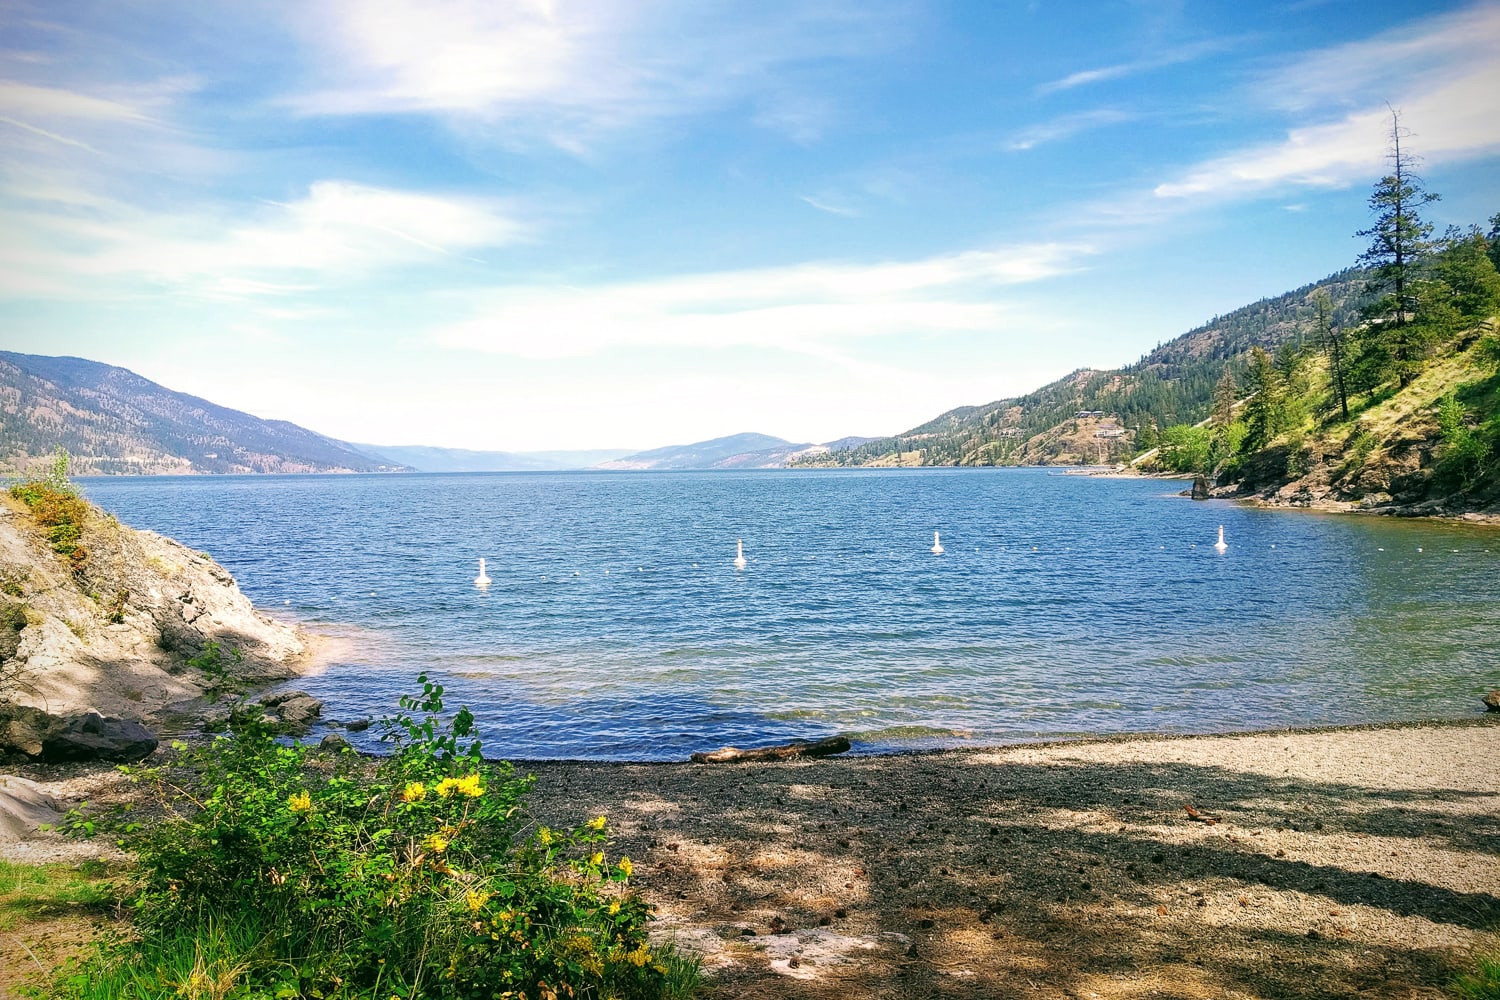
1433 228 1500 319
1357 108 1440 387
1487 212 1500 273
1317 291 1350 421
1211 366 1237 426
1241 347 1282 450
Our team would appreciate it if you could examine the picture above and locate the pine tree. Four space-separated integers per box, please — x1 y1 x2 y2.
1317 291 1350 421
1357 108 1440 387
1241 347 1283 450
1211 366 1237 426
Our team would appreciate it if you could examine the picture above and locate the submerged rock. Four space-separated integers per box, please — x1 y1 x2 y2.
260 690 323 732
1484 690 1500 713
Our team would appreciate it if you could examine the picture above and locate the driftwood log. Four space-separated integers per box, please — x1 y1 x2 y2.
690 736 851 764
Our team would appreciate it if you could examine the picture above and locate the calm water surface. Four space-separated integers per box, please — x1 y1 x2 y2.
81 469 1500 760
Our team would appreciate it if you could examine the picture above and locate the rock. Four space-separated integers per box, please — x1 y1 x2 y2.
0 497 309 758
0 774 64 840
1484 690 1500 713
1191 475 1210 500
319 733 350 751
41 712 158 762
344 717 372 732
259 691 322 732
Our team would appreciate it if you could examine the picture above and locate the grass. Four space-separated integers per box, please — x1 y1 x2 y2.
1454 941 1500 1000
0 859 115 931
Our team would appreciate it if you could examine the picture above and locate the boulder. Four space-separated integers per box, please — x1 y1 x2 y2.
319 733 350 751
0 774 64 840
344 717 372 732
1191 475 1210 500
259 690 323 732
41 712 158 762
1484 690 1500 713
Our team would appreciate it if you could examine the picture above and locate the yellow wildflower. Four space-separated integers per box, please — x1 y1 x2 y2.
586 815 607 831
608 900 620 915
423 833 449 853
454 773 483 797
401 781 426 803
537 827 553 847
434 777 461 798
287 791 311 813
626 945 652 967
465 889 491 912
589 851 604 867
617 856 633 878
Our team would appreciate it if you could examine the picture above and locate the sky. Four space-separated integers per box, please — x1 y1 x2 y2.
2 1 1499 453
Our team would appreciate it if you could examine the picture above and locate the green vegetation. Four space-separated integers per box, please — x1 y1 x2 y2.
1130 119 1500 507
40 676 697 1000
1453 946 1500 1000
8 448 89 572
0 858 115 932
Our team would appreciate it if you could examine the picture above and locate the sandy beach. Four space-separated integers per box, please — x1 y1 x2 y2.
5 717 1498 999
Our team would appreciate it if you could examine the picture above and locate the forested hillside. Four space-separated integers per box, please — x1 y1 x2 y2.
1147 115 1500 513
795 269 1372 467
0 352 407 475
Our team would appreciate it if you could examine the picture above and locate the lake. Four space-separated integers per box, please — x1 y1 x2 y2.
81 468 1500 760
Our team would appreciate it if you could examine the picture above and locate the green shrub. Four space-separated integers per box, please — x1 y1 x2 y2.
48 675 694 1000
9 449 89 572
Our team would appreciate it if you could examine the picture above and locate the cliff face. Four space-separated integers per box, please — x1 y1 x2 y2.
0 492 308 759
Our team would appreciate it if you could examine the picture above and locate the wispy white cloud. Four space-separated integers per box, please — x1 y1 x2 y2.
283 0 902 145
1152 18 1500 200
0 115 97 151
0 181 525 300
432 242 1093 360
1037 37 1243 95
800 194 859 217
1256 2 1500 113
0 81 149 121
1008 108 1136 151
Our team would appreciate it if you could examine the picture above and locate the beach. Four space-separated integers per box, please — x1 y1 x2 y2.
522 718 1500 998
5 716 1498 998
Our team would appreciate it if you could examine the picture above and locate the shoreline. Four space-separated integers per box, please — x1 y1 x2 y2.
492 711 1500 767
7 715 1499 997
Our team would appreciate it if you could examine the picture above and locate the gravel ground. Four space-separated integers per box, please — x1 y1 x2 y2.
522 718 1500 999
4 718 1498 999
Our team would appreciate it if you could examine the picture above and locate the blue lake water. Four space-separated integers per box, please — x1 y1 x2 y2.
81 469 1500 760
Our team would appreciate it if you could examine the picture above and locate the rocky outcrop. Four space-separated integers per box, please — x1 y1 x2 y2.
0 494 309 760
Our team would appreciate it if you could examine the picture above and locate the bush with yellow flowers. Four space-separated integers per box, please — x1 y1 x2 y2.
46 674 696 1000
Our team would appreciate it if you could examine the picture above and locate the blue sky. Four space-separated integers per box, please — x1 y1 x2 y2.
3 1 1499 452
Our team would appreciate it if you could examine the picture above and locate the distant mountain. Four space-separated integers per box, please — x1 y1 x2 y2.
595 432 882 470
351 444 635 473
0 352 409 475
797 268 1374 468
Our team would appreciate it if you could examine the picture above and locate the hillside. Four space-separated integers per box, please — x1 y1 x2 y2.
796 269 1371 468
1206 320 1500 514
0 352 409 475
599 432 804 470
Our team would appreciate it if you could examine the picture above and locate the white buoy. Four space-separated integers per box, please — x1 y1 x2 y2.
474 558 491 587
734 539 747 571
1214 525 1228 553
931 531 944 555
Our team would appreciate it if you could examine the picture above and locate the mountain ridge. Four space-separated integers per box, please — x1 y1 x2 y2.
0 352 409 475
